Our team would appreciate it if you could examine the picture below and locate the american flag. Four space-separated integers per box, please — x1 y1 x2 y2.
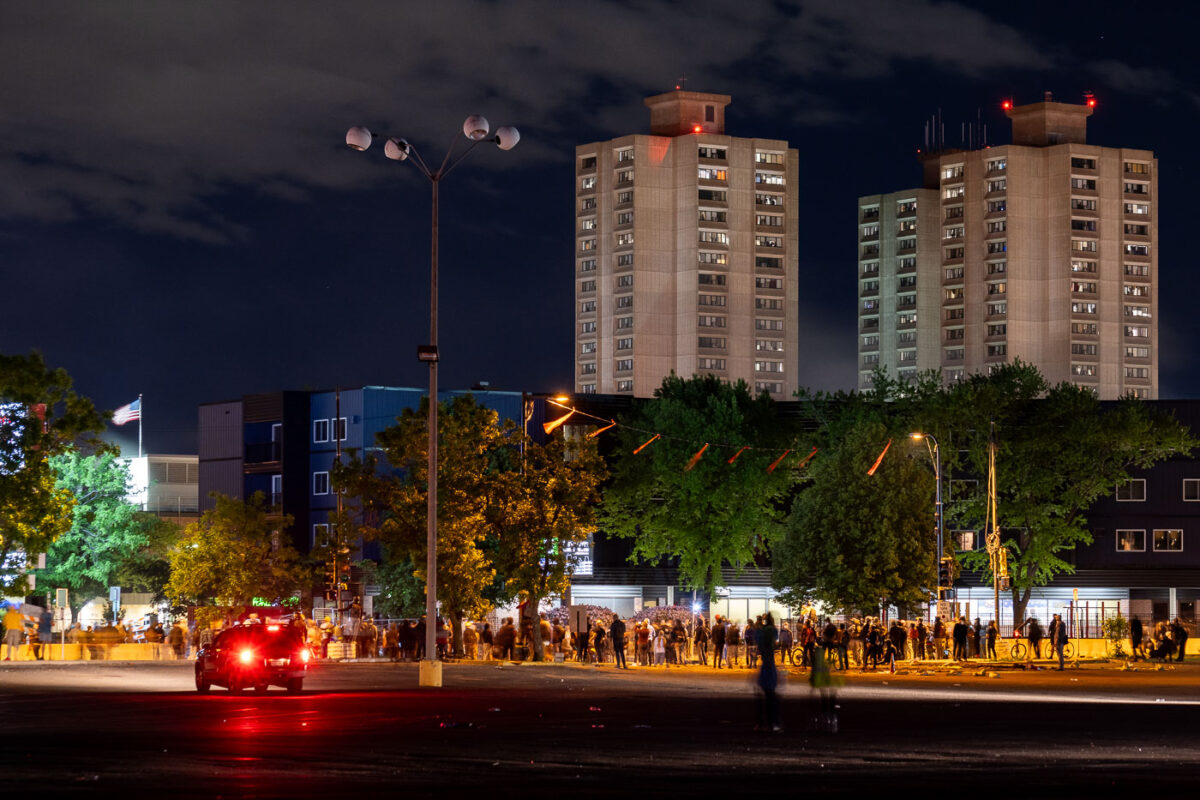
112 398 141 426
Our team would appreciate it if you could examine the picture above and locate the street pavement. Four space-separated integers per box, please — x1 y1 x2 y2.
2 658 1199 795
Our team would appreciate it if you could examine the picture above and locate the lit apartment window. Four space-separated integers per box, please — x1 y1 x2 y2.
579 259 596 273
1125 162 1151 175
756 319 785 331
699 230 728 244
617 190 633 204
760 339 787 352
1125 264 1150 277
616 380 633 392
699 252 728 265
699 273 726 286
897 200 917 214
946 328 964 340
862 262 880 276
898 332 917 345
1116 479 1146 501
755 172 785 185
987 158 1006 171
616 211 633 225
942 165 964 180
698 336 727 349
897 312 917 326
1071 322 1097 335
1124 305 1151 318
698 315 726 328
580 321 596 334
580 218 596 231
580 176 596 190
755 360 784 373
699 294 727 307
759 214 784 227
1126 345 1150 359
699 146 727 160
698 357 726 370
987 302 1007 316
945 267 964 280
945 288 964 301
1124 325 1150 338
898 350 917 363
1071 344 1098 356
616 296 633 309
988 323 1007 336
988 220 1007 233
313 472 330 495
580 363 596 375
898 257 916 270
616 168 634 183
987 179 1007 192
1071 364 1096 376
899 219 919 231
698 167 727 181
755 151 784 165
1125 367 1150 379
580 280 597 293
1071 240 1097 253
616 316 633 329
756 277 783 289
898 237 916 250
756 297 783 310
756 193 783 206
580 300 595 313
1072 302 1097 314
616 359 633 371
988 282 1007 295
581 197 596 210
581 383 596 394
862 299 879 311
615 147 634 162
699 189 727 202
1116 530 1145 551
944 226 964 239
898 276 916 288
1071 178 1096 190
988 200 1006 213
616 337 633 350
1125 203 1150 215
1154 529 1183 552
987 344 1008 357
1124 285 1149 297
1071 157 1097 170
758 235 784 248
616 232 634 247
699 209 727 223
945 247 964 259
579 238 596 252
1072 281 1097 294
1071 260 1096 273
580 341 596 354
987 261 1006 275
616 274 633 288
1123 182 1149 194
1071 198 1097 211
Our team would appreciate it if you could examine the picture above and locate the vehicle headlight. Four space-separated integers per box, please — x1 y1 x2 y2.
239 649 255 664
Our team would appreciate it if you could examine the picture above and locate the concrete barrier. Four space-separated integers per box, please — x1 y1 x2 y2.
5 643 181 661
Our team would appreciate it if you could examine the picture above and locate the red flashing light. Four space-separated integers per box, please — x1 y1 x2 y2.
1087 97 1097 108
267 624 280 632
239 649 254 664
300 649 311 663
692 124 702 134
1001 100 1012 110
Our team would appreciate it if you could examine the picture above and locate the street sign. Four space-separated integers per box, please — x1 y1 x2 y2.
55 588 68 608
109 586 121 621
937 600 951 620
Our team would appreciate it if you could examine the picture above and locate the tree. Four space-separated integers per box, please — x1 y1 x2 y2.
165 493 304 620
38 450 176 613
774 419 935 614
0 352 106 592
489 432 605 661
334 395 512 655
598 374 800 596
946 363 1196 624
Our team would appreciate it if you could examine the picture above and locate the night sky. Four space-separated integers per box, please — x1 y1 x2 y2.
3 2 1198 455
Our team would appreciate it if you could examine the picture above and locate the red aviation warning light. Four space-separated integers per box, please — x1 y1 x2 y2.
1001 99 1012 111
1085 92 1097 108
693 124 702 133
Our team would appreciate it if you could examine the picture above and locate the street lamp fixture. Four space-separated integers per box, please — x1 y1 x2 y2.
910 432 946 611
346 114 519 688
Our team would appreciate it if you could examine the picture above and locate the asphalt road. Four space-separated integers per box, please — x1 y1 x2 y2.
2 659 1199 796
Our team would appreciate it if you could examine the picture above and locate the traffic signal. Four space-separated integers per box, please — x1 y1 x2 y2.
938 557 953 588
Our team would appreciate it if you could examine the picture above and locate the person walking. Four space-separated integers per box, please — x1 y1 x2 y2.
972 618 983 659
933 616 947 661
3 605 25 661
952 616 969 661
711 617 726 669
36 607 53 661
916 620 927 660
1130 615 1144 661
836 623 850 671
1171 618 1188 662
755 613 781 732
610 615 628 669
694 619 709 666
778 623 794 666
986 620 998 660
727 621 742 667
1027 617 1043 661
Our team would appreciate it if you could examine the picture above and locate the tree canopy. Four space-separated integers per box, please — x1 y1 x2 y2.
598 374 801 596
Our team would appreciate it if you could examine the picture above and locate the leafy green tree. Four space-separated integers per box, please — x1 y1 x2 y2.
37 450 176 613
165 492 304 620
366 549 426 619
947 363 1195 624
489 433 606 660
0 352 106 592
774 419 935 614
598 374 800 596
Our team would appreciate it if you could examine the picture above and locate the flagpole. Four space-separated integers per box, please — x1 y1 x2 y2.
138 393 143 459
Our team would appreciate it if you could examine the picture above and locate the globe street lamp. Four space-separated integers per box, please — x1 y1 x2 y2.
346 115 519 687
910 432 945 613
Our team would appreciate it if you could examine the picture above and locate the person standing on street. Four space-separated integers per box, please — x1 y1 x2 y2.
36 608 53 661
694 619 709 666
1130 615 1144 661
972 618 983 658
986 620 999 660
755 613 781 732
3 605 25 661
1171 618 1188 662
711 617 726 669
952 617 969 661
1050 613 1069 670
610 614 628 669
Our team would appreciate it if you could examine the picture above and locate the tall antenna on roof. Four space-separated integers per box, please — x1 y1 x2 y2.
675 76 688 91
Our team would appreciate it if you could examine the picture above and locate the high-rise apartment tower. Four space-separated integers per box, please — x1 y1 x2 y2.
575 91 799 398
858 95 1157 398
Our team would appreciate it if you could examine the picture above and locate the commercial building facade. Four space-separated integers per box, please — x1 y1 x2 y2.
575 90 799 400
859 95 1158 398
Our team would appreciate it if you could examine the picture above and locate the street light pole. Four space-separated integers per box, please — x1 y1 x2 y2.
346 117 519 687
911 432 944 613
